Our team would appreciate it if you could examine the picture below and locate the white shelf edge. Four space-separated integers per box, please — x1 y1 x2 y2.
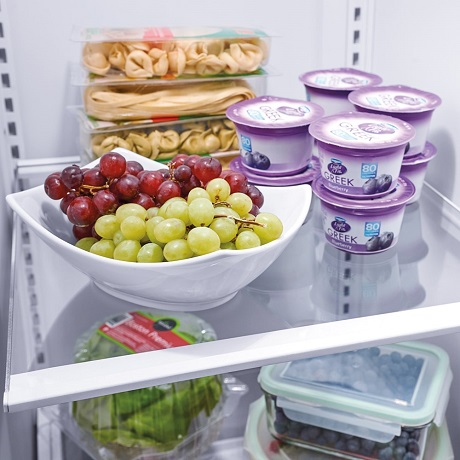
5 301 460 413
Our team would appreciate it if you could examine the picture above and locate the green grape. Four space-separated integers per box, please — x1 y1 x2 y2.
254 212 283 244
75 237 98 252
209 217 238 243
154 218 186 243
137 242 164 263
163 200 191 225
115 203 147 222
163 239 194 261
227 192 253 216
214 206 240 219
188 198 215 227
113 240 141 262
206 178 231 202
145 216 165 245
90 239 116 258
120 215 146 241
113 229 126 246
158 197 186 218
235 231 261 250
221 241 237 250
187 187 211 203
187 227 220 255
94 215 120 240
146 207 160 219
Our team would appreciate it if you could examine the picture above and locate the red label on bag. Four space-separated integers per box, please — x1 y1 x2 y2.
98 311 191 353
143 27 174 40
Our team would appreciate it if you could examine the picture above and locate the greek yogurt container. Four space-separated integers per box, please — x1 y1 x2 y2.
401 141 438 204
257 341 452 460
348 85 442 157
312 176 415 254
309 112 415 198
299 68 382 116
226 95 324 177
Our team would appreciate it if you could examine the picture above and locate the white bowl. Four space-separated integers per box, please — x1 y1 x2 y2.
6 148 312 310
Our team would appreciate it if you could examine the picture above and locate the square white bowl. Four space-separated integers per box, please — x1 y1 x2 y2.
6 148 312 310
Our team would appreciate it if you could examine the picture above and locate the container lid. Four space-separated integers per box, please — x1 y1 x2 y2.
258 342 451 438
308 111 415 149
311 175 416 210
402 141 438 166
226 95 324 129
349 85 442 114
299 68 382 91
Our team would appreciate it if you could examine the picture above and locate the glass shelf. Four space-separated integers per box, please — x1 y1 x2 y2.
5 162 460 413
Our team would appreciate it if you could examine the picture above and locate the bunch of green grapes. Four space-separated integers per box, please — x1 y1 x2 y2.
76 177 283 263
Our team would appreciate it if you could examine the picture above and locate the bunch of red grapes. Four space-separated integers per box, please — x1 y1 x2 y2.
44 152 265 241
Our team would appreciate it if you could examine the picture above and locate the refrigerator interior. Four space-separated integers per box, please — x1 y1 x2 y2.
2 0 460 459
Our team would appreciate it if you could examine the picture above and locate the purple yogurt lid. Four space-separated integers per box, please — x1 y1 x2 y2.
225 95 324 129
402 141 438 166
349 85 442 114
312 175 415 210
308 111 415 150
299 68 383 91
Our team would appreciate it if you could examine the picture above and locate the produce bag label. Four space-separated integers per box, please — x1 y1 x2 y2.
98 311 191 353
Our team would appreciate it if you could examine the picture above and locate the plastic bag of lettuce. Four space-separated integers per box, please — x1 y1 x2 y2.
71 310 224 459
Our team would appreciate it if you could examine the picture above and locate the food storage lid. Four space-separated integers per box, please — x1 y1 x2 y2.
226 96 324 129
299 68 382 91
308 111 415 150
312 175 415 210
402 141 438 166
258 342 452 442
72 310 224 457
349 85 442 114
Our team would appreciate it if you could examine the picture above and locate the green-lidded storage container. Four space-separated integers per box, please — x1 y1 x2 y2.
257 341 452 460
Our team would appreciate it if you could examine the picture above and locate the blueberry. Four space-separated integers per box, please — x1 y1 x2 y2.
376 174 393 193
402 453 417 460
361 439 376 455
379 232 394 250
394 446 407 460
274 420 288 434
363 178 378 194
366 236 381 252
323 429 339 445
378 446 394 460
299 425 321 441
253 152 271 170
406 439 420 455
346 437 361 452
242 150 255 167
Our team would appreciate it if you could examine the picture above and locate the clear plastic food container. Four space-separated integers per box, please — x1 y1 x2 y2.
243 398 454 460
64 310 247 460
258 341 452 460
75 109 240 163
82 78 261 122
72 26 271 82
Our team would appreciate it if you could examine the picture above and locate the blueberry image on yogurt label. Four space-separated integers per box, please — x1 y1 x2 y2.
358 123 396 135
252 151 271 170
376 174 393 193
242 150 255 167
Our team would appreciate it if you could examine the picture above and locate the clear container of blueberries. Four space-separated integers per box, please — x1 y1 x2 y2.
258 341 452 460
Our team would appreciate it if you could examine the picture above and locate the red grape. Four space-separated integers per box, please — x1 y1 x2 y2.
169 153 189 168
93 189 119 215
126 160 144 176
83 168 106 187
247 184 264 209
174 164 192 182
67 196 100 226
113 174 140 201
99 152 126 179
139 170 164 196
72 224 95 240
180 174 201 197
60 191 78 214
158 168 170 180
184 154 201 169
44 174 68 199
193 157 222 184
61 165 84 190
225 172 249 194
130 192 156 210
156 180 182 205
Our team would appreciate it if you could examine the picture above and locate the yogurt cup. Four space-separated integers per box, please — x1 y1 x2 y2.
226 95 324 177
312 175 415 254
309 111 415 198
348 85 442 157
401 141 438 204
299 68 382 116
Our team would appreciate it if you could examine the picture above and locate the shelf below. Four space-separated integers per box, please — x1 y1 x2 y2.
5 168 460 412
